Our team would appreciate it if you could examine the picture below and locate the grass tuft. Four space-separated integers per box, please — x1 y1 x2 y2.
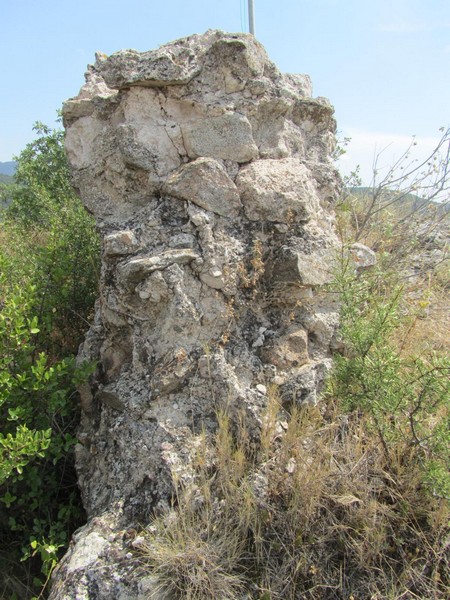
138 389 449 599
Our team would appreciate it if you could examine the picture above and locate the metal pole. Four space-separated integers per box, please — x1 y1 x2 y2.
248 0 255 35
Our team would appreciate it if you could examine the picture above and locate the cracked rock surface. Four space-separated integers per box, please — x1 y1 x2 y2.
51 30 341 598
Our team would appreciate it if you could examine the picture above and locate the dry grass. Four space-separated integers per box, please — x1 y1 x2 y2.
395 282 450 357
137 392 449 599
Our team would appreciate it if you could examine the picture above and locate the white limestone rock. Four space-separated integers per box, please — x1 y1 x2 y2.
236 158 321 223
261 326 309 370
118 249 200 288
349 242 377 269
104 230 139 256
182 112 258 163
96 46 201 88
163 157 241 217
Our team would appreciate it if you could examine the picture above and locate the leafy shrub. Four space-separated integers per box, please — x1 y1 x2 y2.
329 249 449 501
2 123 99 356
6 123 75 226
0 246 89 597
0 123 99 598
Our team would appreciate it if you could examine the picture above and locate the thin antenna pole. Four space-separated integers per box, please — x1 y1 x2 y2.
248 0 255 35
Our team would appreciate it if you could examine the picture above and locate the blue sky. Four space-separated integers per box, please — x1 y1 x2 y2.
1 0 449 182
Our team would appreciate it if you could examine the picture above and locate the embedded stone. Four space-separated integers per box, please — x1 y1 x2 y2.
66 532 108 574
96 46 201 89
349 243 377 269
104 230 139 256
96 389 126 412
261 326 309 370
118 249 200 288
64 115 104 170
182 113 258 163
200 268 226 290
121 88 183 177
136 271 170 302
269 247 336 287
63 68 118 120
163 158 241 217
236 158 320 223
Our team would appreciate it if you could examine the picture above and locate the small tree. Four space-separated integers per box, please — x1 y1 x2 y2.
3 122 100 355
0 122 99 597
337 127 450 268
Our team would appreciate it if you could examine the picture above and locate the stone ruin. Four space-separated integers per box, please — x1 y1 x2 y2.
50 30 342 598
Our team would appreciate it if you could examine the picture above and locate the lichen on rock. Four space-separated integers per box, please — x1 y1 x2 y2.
51 29 341 598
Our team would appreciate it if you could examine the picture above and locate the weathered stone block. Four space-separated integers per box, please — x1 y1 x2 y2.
163 157 241 217
236 158 320 223
104 230 139 256
182 112 258 162
269 246 336 287
261 326 309 370
96 45 201 88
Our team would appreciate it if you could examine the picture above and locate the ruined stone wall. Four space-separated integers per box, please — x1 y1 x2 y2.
51 30 341 598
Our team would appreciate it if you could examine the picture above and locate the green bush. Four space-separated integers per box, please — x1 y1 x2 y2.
2 122 99 356
329 252 450 500
0 270 52 486
0 263 87 575
0 122 99 598
6 123 75 226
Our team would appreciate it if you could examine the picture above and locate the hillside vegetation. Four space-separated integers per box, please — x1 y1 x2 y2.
0 161 17 177
0 174 13 185
0 124 99 599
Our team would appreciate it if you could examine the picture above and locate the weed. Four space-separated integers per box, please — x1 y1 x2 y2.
138 385 449 599
237 239 265 294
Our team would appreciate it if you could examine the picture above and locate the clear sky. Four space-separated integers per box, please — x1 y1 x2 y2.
1 0 449 183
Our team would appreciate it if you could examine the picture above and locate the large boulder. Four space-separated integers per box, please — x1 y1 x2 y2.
51 30 341 598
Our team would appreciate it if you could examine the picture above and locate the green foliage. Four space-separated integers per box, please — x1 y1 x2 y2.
0 173 14 185
7 123 74 226
0 426 51 487
0 122 99 597
328 252 450 500
2 123 100 356
0 253 87 592
0 270 50 482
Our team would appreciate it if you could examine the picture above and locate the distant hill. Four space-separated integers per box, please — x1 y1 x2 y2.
0 173 14 185
349 186 449 217
0 163 15 207
0 161 17 176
